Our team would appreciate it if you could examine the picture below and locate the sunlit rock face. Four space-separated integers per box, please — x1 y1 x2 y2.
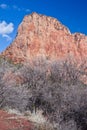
1 12 87 63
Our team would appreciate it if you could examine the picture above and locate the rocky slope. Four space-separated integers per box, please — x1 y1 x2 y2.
1 12 87 63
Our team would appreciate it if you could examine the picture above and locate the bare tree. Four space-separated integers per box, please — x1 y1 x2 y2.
0 56 87 130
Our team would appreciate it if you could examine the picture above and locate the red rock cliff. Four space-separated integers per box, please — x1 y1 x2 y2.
1 12 87 63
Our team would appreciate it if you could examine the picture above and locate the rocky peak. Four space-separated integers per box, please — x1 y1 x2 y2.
73 33 86 42
18 12 70 36
1 12 87 63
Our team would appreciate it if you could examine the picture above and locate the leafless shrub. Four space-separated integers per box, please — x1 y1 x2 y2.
0 57 87 130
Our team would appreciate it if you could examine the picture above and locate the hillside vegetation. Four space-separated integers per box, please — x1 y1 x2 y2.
0 56 87 130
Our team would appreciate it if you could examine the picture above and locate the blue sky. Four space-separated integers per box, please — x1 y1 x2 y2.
0 0 87 52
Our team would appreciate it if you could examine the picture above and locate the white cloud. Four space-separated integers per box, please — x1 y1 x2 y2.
0 4 31 12
0 4 8 9
26 9 31 12
0 21 14 35
12 5 31 12
2 34 12 41
13 5 21 11
0 21 14 41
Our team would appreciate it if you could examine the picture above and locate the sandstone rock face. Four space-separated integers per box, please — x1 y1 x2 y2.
1 12 87 63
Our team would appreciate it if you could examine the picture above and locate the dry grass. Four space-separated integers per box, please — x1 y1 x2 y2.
32 123 55 130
